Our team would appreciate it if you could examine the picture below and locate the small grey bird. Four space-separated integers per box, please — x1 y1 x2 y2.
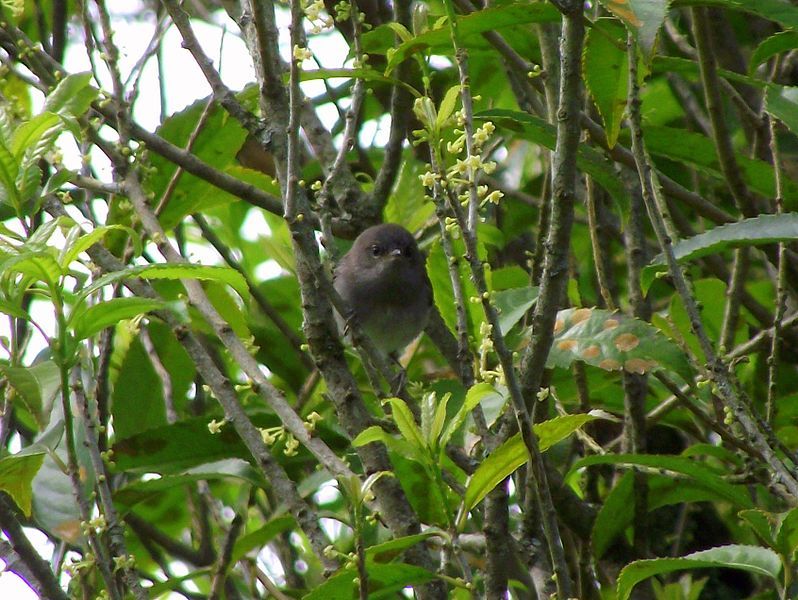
333 223 432 356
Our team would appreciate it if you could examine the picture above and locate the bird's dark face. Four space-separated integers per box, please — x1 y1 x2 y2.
351 224 422 277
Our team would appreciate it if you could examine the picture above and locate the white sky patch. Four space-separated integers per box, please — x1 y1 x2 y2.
0 528 54 599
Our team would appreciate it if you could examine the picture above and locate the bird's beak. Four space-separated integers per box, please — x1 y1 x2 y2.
389 248 403 257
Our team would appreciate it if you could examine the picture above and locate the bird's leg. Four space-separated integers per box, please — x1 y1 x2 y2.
341 310 356 342
387 352 408 396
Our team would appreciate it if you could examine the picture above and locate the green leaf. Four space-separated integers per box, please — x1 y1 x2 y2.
22 215 66 251
0 451 45 516
70 297 167 341
32 419 92 545
384 158 436 233
652 56 764 90
428 392 450 452
60 224 139 270
79 263 250 304
643 213 798 291
113 417 256 471
391 451 451 526
230 515 294 563
437 85 462 130
592 471 635 559
1 361 60 427
623 124 798 204
545 307 694 386
366 532 443 563
361 471 394 504
146 97 252 229
426 239 483 343
387 397 426 451
739 509 778 548
0 296 28 319
144 570 212 598
41 168 76 198
110 333 168 440
766 84 798 135
775 506 798 558
740 506 798 559
478 109 628 211
42 72 98 117
16 160 42 206
659 279 725 361
260 211 295 274
205 281 251 340
533 413 602 452
303 562 436 600
108 321 195 442
594 470 753 558
751 31 798 75
673 0 798 30
385 22 414 43
650 213 798 266
599 0 671 59
11 111 61 158
570 453 754 509
617 545 782 600
0 138 20 208
249 275 306 389
352 425 391 447
463 413 600 514
1 251 63 289
493 285 538 336
440 382 498 451
2 0 24 19
115 459 267 514
584 18 628 148
420 391 435 447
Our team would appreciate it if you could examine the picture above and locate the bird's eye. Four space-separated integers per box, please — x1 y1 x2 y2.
370 245 381 257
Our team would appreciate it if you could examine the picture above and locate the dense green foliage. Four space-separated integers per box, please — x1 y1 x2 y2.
1 0 798 598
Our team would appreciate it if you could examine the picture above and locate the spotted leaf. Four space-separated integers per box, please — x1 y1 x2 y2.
544 307 694 386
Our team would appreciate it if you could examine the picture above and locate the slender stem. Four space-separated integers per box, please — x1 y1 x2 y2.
719 249 749 354
284 0 304 222
73 371 147 599
766 115 786 424
692 7 754 216
442 0 480 232
371 1 414 205
209 510 245 599
54 298 120 598
585 177 616 310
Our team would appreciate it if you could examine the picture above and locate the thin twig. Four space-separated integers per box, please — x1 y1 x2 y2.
719 250 749 355
73 370 148 598
691 7 755 217
209 510 245 599
155 96 216 216
139 326 176 422
766 114 787 424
